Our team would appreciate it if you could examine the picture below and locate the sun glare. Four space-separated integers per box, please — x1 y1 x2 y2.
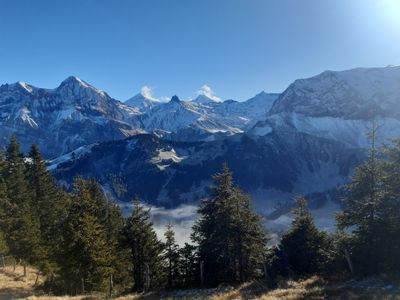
381 0 400 27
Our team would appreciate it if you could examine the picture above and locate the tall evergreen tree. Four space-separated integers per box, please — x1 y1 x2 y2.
233 189 269 281
337 123 387 274
163 223 180 289
1 136 43 268
121 197 164 291
337 136 400 274
84 178 131 292
279 197 331 276
192 164 268 285
0 153 9 255
27 144 69 276
380 138 400 271
179 243 199 288
59 177 115 293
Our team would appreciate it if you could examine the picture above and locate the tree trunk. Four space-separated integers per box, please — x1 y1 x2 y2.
81 277 85 294
144 263 150 291
34 271 40 286
263 261 268 281
168 247 172 289
108 273 113 298
200 261 204 287
343 247 355 276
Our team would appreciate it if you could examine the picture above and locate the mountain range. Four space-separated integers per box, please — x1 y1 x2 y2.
0 77 278 158
2 66 400 224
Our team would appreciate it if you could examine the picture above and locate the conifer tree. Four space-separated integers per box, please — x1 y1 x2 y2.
27 144 69 275
279 197 331 276
380 138 400 271
337 123 386 274
0 154 9 255
59 177 115 293
337 136 400 274
84 178 130 291
232 189 268 281
192 164 268 285
179 243 199 288
1 136 43 269
121 197 164 291
163 223 180 289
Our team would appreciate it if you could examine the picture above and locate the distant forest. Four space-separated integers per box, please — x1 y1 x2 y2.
0 134 400 296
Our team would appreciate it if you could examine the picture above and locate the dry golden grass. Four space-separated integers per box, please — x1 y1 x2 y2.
209 277 325 300
1 266 400 300
0 265 159 300
0 264 44 299
256 277 325 300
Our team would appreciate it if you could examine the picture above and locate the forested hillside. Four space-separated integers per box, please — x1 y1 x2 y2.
1 135 400 297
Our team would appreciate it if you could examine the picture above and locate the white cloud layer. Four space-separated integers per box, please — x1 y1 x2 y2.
119 203 198 246
141 85 158 101
197 84 221 101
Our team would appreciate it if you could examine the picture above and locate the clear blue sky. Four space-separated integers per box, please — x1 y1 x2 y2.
1 0 400 101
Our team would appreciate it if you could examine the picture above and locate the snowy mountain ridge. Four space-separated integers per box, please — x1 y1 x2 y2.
4 65 400 225
251 66 400 148
0 76 142 158
0 77 278 156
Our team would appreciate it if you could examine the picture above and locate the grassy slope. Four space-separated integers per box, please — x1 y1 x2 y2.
1 266 400 299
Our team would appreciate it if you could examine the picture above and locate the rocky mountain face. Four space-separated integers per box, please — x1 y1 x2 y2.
125 91 163 111
0 78 277 157
251 66 400 148
269 67 400 118
211 92 279 129
0 77 142 158
49 132 362 209
126 92 280 142
2 66 400 223
138 95 245 142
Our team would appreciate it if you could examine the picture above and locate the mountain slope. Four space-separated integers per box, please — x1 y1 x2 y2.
0 76 142 158
4 66 400 220
212 92 280 129
50 132 362 210
49 66 400 216
251 66 400 148
139 95 243 141
0 77 278 157
125 91 163 112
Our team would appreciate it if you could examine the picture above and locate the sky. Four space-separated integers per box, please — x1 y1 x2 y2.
0 0 400 101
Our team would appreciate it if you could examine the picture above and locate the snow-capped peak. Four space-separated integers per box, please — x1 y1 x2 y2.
59 76 89 88
57 76 107 97
16 81 34 93
140 85 158 101
125 86 162 110
0 81 36 94
269 65 400 119
193 85 222 104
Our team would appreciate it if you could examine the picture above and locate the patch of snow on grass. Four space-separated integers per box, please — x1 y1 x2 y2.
151 148 186 170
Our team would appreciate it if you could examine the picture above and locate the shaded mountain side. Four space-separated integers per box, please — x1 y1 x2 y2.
51 132 363 208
